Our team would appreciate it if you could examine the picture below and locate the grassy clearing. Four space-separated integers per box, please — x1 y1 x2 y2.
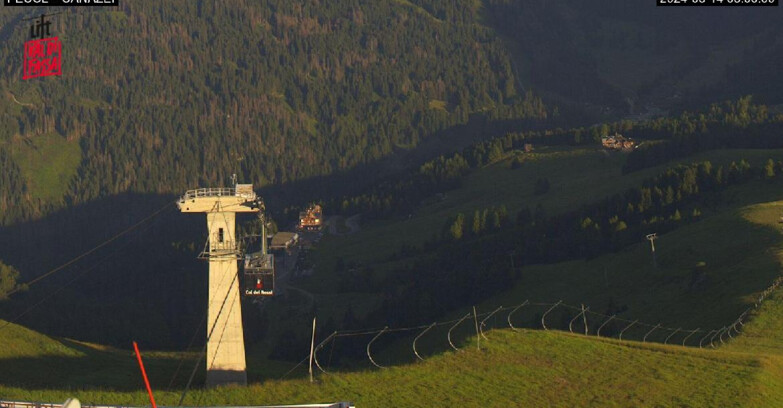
310 147 783 292
75 98 108 109
1 326 780 407
727 287 783 356
3 149 783 406
391 0 444 24
6 87 44 112
3 191 783 406
0 319 199 390
460 178 783 335
309 168 783 378
723 288 783 406
370 189 783 371
9 132 81 202
427 99 447 112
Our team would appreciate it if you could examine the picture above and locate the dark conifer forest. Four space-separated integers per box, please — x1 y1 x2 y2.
0 1 548 225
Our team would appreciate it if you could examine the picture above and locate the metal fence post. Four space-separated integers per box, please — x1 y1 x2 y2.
541 300 562 330
367 327 388 369
642 324 661 343
681 328 700 347
596 315 615 337
413 323 436 361
479 306 504 340
507 300 529 331
618 319 638 341
448 313 472 351
664 328 681 345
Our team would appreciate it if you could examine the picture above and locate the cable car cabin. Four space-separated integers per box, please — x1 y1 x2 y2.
243 251 275 296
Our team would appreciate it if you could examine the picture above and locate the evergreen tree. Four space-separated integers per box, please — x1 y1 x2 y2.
764 159 776 179
0 261 22 300
450 213 465 240
472 210 482 235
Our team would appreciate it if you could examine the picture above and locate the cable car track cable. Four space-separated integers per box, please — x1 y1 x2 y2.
0 220 160 332
6 201 175 298
178 271 240 406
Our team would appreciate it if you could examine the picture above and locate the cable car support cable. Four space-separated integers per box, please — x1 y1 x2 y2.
6 201 174 298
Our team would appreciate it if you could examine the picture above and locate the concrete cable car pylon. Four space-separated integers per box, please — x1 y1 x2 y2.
177 181 262 387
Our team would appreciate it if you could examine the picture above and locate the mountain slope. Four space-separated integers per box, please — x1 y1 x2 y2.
3 185 783 405
0 0 546 225
0 319 200 389
477 191 783 334
484 0 783 114
1 318 782 407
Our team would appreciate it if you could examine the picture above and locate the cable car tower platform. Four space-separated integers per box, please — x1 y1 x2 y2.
177 184 262 387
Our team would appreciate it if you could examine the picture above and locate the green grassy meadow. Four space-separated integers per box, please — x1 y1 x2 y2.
370 182 783 367
1 314 783 407
0 319 199 391
2 148 783 406
477 190 783 334
309 148 783 292
8 132 82 203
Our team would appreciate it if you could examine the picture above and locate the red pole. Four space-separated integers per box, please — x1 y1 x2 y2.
133 341 158 408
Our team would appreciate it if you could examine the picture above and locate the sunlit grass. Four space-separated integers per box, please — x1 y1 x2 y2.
311 148 783 291
9 132 81 203
2 327 780 408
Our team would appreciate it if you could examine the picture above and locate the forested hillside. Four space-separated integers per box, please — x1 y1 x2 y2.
1 0 781 355
0 0 547 225
485 0 783 113
3 1 780 226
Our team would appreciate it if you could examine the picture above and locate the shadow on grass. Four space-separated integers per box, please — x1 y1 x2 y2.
0 345 202 391
295 182 783 371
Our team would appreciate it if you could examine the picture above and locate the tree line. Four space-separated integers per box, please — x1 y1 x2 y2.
326 97 783 224
0 0 548 226
343 156 781 328
622 97 783 172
